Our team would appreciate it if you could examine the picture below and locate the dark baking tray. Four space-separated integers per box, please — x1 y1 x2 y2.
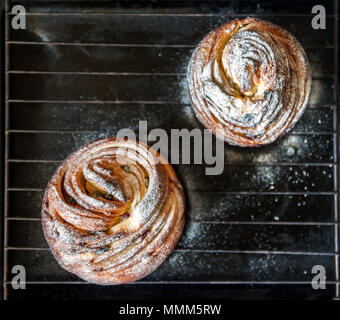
1 0 339 300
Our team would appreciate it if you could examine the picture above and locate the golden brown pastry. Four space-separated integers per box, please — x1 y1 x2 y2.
41 138 185 285
187 18 312 147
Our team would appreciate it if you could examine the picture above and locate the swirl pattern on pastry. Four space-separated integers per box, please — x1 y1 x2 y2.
42 138 185 285
187 18 312 147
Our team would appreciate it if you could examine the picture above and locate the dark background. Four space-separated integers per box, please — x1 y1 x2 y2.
1 0 339 300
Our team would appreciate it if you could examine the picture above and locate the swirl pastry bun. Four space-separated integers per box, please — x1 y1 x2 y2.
187 18 312 147
42 138 185 285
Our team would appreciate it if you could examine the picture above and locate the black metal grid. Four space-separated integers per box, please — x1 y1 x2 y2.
1 0 339 300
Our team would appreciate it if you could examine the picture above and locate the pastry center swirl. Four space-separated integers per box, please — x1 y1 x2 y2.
202 28 287 130
222 31 276 97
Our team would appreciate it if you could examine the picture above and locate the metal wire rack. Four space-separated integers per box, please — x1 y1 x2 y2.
1 0 339 300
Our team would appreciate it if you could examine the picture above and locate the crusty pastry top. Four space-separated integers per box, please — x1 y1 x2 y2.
42 138 185 285
187 18 312 147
